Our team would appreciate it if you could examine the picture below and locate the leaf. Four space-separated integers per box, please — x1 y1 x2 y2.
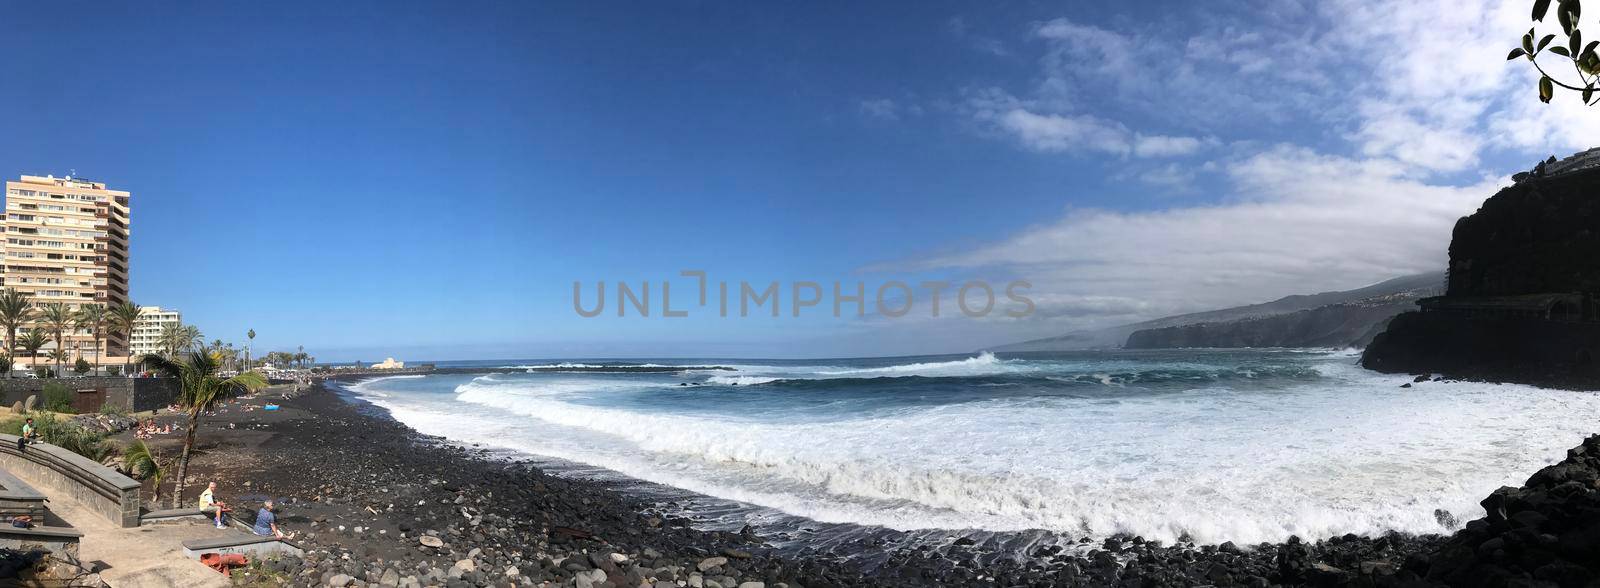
1525 32 1536 54
1561 4 1576 33
1540 34 1558 51
1510 47 1529 60
1552 46 1573 56
1585 85 1595 104
1541 76 1555 103
1573 29 1584 55
1536 0 1554 20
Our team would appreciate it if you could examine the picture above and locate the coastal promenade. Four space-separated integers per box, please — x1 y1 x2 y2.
34 487 231 588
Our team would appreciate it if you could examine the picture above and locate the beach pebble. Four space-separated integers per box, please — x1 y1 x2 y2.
697 557 727 572
418 536 443 548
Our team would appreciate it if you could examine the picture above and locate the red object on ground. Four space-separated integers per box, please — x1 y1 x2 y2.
199 552 249 576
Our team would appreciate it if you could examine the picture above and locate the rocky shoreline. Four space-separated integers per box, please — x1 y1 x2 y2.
138 380 1600 587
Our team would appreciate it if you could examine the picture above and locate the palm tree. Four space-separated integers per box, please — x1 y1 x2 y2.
181 325 201 352
46 349 69 376
0 354 11 378
0 289 33 376
158 323 180 357
139 351 267 508
110 302 141 375
74 305 107 374
19 330 46 376
37 304 74 377
123 440 166 507
245 329 255 370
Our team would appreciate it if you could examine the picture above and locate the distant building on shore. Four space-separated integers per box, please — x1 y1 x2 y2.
370 357 405 369
129 306 181 357
1 174 132 367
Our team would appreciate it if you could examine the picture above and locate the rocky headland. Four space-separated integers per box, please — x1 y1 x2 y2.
1363 150 1600 387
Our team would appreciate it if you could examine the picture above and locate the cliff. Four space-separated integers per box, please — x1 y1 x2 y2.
1361 153 1600 386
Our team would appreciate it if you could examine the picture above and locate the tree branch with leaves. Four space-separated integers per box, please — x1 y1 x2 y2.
1510 0 1600 105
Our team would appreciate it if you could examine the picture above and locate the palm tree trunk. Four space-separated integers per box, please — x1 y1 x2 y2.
170 410 201 509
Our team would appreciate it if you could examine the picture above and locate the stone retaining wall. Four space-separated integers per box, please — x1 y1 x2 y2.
0 434 141 527
0 377 180 413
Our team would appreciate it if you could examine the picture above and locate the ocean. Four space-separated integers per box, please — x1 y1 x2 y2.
337 349 1600 549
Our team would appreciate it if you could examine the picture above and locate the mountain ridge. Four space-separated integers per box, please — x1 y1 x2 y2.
992 271 1445 352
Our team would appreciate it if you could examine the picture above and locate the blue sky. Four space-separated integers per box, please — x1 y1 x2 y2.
3 1 1595 361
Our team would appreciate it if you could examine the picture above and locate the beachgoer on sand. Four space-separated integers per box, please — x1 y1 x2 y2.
199 481 230 528
253 500 283 538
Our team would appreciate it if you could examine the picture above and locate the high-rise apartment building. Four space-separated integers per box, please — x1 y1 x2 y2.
129 306 180 357
1 175 131 366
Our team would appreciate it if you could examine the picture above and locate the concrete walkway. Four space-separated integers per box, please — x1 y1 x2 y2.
10 470 233 588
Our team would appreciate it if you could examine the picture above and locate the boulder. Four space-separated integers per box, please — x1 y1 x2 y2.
23 395 36 412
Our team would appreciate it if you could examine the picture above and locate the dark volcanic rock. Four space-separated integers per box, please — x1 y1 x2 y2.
1421 434 1600 586
1363 159 1600 386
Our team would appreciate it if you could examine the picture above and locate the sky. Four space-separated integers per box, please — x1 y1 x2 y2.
2 1 1597 361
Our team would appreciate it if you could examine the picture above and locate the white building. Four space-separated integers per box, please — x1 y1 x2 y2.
130 306 180 356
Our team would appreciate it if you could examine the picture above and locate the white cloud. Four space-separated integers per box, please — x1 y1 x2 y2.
974 103 1209 159
995 109 1130 155
1133 135 1207 158
894 146 1499 329
868 2 1598 345
859 98 901 121
947 16 1010 56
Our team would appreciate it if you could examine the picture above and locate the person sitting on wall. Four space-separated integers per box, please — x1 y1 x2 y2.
252 499 284 539
199 481 231 529
16 418 38 452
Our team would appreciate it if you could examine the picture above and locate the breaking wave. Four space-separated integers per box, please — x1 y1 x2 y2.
346 350 1600 546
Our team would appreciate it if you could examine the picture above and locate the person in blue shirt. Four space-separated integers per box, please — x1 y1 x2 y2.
252 500 283 538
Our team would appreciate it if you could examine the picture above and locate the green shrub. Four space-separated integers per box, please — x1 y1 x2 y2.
98 402 128 417
33 367 48 379
42 382 75 414
17 413 115 462
73 358 90 375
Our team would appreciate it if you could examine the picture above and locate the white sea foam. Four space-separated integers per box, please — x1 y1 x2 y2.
706 375 782 386
350 353 1600 546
